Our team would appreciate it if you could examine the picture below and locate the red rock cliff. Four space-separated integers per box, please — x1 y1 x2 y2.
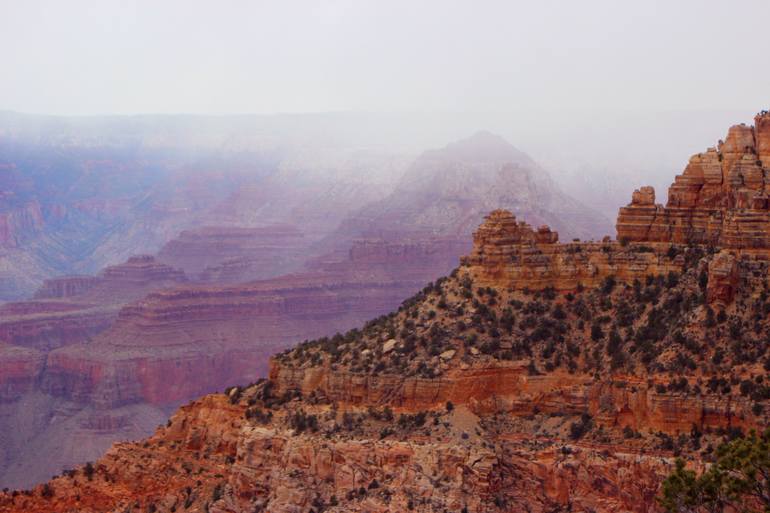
618 112 770 248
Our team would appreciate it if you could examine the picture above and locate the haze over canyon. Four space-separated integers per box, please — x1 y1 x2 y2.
2 1 770 511
1 108 770 512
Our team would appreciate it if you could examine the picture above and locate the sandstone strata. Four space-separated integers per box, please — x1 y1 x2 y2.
157 225 306 282
34 276 101 299
617 112 770 248
39 271 417 409
0 256 188 351
461 209 683 291
270 360 759 435
0 344 45 401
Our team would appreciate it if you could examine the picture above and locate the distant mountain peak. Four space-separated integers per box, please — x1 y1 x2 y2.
428 130 530 165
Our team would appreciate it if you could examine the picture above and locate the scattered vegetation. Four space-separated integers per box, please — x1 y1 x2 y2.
659 429 770 513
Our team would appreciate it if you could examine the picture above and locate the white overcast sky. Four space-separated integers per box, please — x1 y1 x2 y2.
1 0 769 116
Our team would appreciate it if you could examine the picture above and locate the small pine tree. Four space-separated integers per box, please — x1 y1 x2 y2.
658 429 770 513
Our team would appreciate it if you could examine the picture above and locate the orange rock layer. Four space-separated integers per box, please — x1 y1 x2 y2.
269 361 759 435
618 112 770 247
460 209 684 291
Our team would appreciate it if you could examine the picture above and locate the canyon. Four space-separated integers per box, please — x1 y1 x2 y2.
1 112 769 512
0 111 410 300
0 125 609 489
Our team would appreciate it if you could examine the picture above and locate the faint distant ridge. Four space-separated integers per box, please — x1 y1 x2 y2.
424 129 532 164
333 128 612 243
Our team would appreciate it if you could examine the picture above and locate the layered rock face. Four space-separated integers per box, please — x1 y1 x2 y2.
0 344 45 401
39 271 415 409
270 360 759 435
157 225 307 282
0 304 116 352
0 256 188 351
617 112 770 248
0 255 191 487
34 276 101 299
31 256 186 302
461 209 683 291
92 255 188 300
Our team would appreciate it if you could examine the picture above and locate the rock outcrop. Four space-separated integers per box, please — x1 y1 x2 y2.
705 250 739 303
270 360 759 435
617 112 770 248
461 209 683 291
35 255 187 303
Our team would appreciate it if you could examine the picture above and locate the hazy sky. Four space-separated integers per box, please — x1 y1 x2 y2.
1 0 769 116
